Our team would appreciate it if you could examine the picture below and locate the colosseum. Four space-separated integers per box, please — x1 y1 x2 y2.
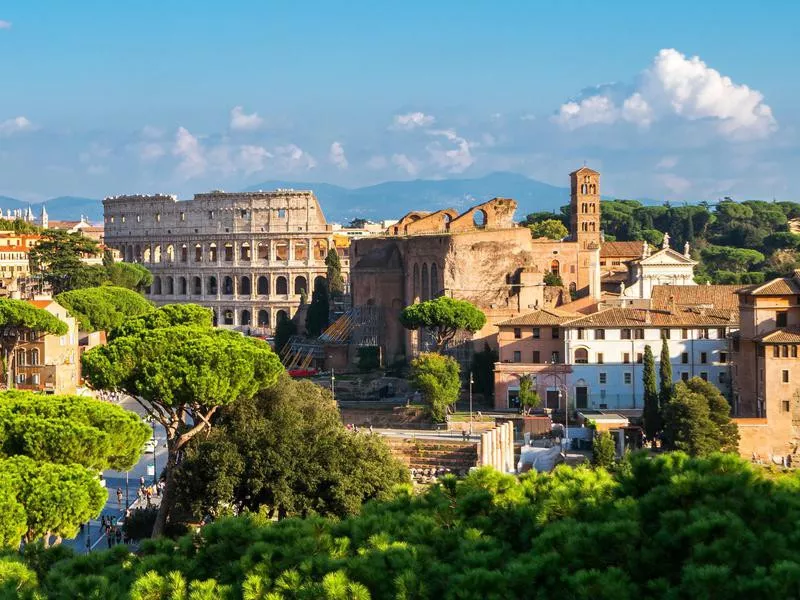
102 189 345 332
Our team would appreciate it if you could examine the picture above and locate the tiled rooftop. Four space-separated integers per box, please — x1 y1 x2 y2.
651 285 746 312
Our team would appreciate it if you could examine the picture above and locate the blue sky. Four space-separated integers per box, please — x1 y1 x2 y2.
0 0 798 204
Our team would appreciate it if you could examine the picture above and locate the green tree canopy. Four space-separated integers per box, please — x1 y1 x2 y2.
400 296 486 351
82 315 283 536
0 299 68 389
518 374 541 415
591 430 616 469
55 286 153 332
28 230 102 294
104 262 154 292
108 303 212 340
172 373 407 521
325 248 345 297
409 352 460 422
528 219 568 240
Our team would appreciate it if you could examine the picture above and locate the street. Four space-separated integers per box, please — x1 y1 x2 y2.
63 395 168 553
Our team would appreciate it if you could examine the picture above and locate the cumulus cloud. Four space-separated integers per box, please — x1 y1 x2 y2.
236 145 272 174
0 21 11 30
391 112 435 130
230 106 264 131
0 116 33 137
274 144 317 171
391 153 418 176
172 127 207 178
426 129 475 173
553 48 776 140
328 141 348 169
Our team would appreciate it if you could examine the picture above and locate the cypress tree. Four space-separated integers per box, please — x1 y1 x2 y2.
642 345 660 440
325 249 345 297
659 336 674 409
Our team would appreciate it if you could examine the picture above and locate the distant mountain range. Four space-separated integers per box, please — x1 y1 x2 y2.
0 172 582 224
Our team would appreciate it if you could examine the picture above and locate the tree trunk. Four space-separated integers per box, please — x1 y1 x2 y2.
151 441 178 538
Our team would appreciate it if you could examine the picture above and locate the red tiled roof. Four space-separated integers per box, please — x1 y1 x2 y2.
754 327 800 343
651 285 746 312
564 307 735 328
745 277 800 296
498 308 580 327
28 300 53 309
600 241 645 259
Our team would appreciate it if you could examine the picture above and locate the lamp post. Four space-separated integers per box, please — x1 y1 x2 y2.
330 368 335 401
469 372 474 436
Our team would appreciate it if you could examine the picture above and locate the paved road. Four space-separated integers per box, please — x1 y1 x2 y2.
63 396 168 554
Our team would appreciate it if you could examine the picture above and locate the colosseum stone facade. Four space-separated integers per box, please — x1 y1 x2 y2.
103 189 344 332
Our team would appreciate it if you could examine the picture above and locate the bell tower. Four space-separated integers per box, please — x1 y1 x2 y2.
570 167 601 249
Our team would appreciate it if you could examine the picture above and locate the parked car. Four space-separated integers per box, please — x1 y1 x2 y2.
143 439 157 453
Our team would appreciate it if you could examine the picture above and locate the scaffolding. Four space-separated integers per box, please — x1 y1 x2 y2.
320 305 383 348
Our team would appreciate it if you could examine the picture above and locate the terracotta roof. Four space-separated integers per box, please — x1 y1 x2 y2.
564 307 735 328
498 308 581 327
601 241 645 259
0 245 31 253
651 285 746 312
27 300 53 309
754 327 800 343
744 277 800 296
570 166 599 175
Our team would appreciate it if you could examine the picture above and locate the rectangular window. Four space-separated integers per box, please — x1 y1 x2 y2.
532 351 540 363
717 328 726 339
532 328 540 339
774 345 781 358
278 208 287 218
777 311 788 327
551 351 560 364
681 372 689 382
681 328 689 340
180 212 186 221
700 352 708 364
577 328 585 340
783 370 790 383
32 374 39 385
634 328 644 340
636 352 643 364
595 329 605 340
16 373 24 384
624 373 632 385
699 328 709 340
719 352 728 363
793 346 799 358
599 372 607 384
552 328 559 339
783 400 791 413
513 351 521 363
597 352 604 364
623 352 631 364
513 327 522 339
700 372 708 381
621 328 631 340
681 352 689 364
661 328 671 340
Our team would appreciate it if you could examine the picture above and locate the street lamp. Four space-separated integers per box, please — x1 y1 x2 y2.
469 372 474 436
330 368 335 401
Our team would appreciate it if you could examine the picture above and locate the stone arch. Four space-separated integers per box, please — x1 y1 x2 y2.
257 242 269 261
294 275 307 295
257 276 269 295
136 245 145 262
569 281 577 294
126 246 133 262
275 241 289 261
276 276 288 295
152 276 162 295
223 309 234 325
194 244 203 262
257 309 269 327
276 309 289 324
179 276 187 295
240 309 251 326
314 275 326 291
193 276 202 295
293 241 308 261
153 245 162 263
180 244 188 263
223 276 234 295
240 242 251 261
421 263 430 301
574 348 589 363
240 276 251 295
473 209 487 228
166 244 175 262
412 263 420 301
165 276 174 295
208 276 218 295
430 263 439 298
224 243 234 262
550 260 560 275
209 243 218 263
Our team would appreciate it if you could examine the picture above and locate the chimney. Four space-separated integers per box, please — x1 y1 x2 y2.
644 309 651 324
669 294 677 314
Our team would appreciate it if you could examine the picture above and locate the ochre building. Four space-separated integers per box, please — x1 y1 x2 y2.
103 190 344 331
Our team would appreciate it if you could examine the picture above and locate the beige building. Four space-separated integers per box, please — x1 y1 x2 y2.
103 190 344 332
0 232 39 283
14 298 80 394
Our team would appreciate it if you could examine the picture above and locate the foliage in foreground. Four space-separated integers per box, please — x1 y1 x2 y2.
7 453 800 599
409 352 460 422
55 286 153 332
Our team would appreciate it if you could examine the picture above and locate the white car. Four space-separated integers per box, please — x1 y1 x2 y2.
143 439 157 453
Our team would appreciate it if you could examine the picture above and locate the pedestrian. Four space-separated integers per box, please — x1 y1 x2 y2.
139 476 145 487
369 424 374 435
106 531 112 548
115 528 122 545
116 488 123 507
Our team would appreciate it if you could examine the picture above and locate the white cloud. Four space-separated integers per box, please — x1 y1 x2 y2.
230 106 264 131
391 111 435 130
0 21 11 30
426 129 475 173
553 48 776 140
391 153 418 176
237 145 272 175
366 155 388 170
139 143 166 161
0 116 33 137
328 141 348 170
172 127 207 179
274 144 316 171
141 125 163 139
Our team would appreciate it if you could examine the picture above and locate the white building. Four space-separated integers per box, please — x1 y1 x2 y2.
621 234 697 299
563 306 736 411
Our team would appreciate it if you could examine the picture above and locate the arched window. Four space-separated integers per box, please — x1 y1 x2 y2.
575 348 589 364
143 247 151 263
240 310 251 326
212 310 218 327
589 184 596 194
194 244 203 262
166 244 175 263
208 276 218 295
473 209 487 228
421 263 430 301
430 263 439 297
209 243 218 263
224 243 234 262
180 244 188 263
314 275 326 291
240 276 251 295
165 276 174 295
257 310 269 327
223 310 234 325
257 276 269 295
412 264 420 301
294 276 307 295
550 260 560 275
29 348 39 366
240 243 251 261
294 241 308 261
179 277 187 295
275 242 289 261
581 184 587 194
276 309 288 324
223 276 234 295
193 276 202 295
134 245 142 262
153 245 162 263
257 242 269 261
276 276 288 295
152 276 162 295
